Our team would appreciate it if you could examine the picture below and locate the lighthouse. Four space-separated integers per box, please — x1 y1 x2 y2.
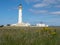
18 4 22 23
11 4 30 26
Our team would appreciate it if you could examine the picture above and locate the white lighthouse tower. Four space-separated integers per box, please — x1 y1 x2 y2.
11 4 30 26
18 4 22 23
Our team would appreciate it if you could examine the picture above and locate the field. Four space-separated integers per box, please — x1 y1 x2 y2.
0 26 60 45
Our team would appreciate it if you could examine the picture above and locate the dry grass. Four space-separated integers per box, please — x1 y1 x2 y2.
0 26 60 45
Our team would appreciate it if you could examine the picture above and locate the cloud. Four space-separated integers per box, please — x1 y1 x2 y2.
25 0 40 3
29 9 60 15
8 7 18 11
29 9 48 14
25 0 59 3
26 0 60 15
33 3 48 8
25 0 60 8
55 5 60 8
42 0 57 4
33 0 60 8
33 0 56 8
50 11 60 15
25 0 60 4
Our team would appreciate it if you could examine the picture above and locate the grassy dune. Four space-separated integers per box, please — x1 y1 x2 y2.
0 26 60 45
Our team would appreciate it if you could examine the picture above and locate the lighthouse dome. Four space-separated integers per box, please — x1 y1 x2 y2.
19 4 22 6
19 4 22 9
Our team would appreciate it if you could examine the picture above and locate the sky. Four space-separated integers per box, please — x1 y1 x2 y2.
0 0 60 26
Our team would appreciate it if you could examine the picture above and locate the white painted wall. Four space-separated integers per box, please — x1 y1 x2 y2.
36 23 48 27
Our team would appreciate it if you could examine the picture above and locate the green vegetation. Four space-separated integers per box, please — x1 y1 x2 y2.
0 26 60 45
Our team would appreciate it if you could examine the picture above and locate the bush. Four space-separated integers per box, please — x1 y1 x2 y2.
7 24 11 26
0 25 4 27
